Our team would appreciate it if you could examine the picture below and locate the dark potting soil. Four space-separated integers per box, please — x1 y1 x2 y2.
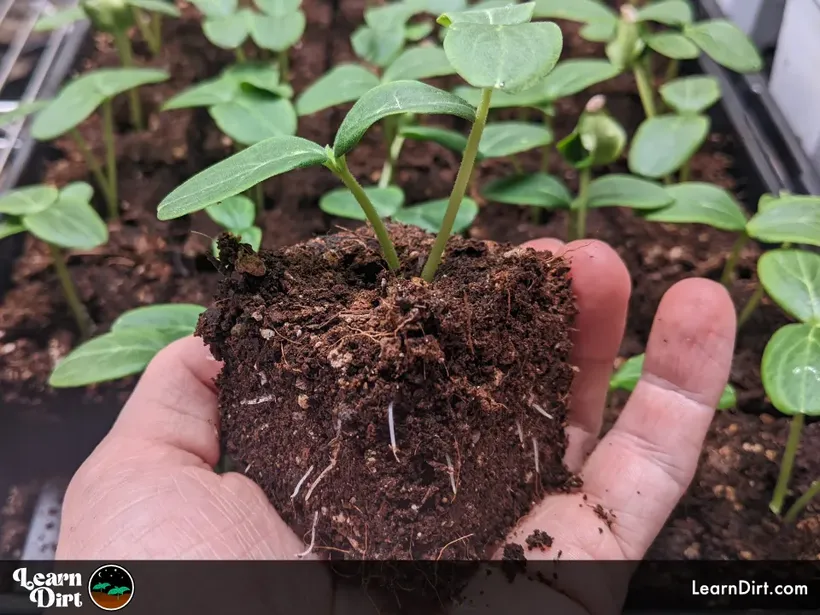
199 227 576 559
0 0 818 560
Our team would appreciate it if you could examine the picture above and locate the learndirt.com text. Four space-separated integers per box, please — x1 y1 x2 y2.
692 580 809 597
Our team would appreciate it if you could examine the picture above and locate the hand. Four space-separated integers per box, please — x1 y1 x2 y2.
56 238 736 614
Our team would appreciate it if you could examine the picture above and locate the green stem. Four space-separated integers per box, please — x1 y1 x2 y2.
679 159 691 183
331 156 400 271
378 134 405 189
254 183 265 217
665 58 680 83
48 243 91 339
150 12 161 47
633 61 657 119
720 233 749 288
70 129 115 213
278 50 289 80
569 167 592 241
511 155 523 174
132 8 160 55
784 480 820 524
112 29 143 130
530 206 543 226
101 99 118 219
235 47 247 63
421 88 493 282
737 283 765 329
770 414 805 516
540 112 552 172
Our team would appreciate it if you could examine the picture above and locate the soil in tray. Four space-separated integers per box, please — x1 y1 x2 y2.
0 0 817 560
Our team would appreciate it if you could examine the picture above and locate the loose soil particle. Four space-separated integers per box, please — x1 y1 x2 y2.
525 529 553 551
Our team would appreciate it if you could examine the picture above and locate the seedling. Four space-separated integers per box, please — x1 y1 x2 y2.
188 0 306 69
0 182 107 338
205 196 262 253
157 3 564 283
17 68 169 219
49 303 206 387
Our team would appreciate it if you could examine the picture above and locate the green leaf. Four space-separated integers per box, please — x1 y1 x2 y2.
558 110 626 169
642 182 747 232
628 114 710 179
225 63 292 97
157 136 327 219
635 0 692 25
382 45 456 82
49 328 180 387
478 121 553 158
0 221 25 240
203 11 249 49
605 18 644 70
481 173 571 208
392 197 478 233
189 0 237 17
351 24 406 67
60 182 94 202
532 0 616 24
249 10 306 51
162 77 233 110
254 0 301 15
112 303 206 335
579 20 616 42
319 186 405 220
452 84 547 109
758 250 820 326
209 90 297 145
586 175 672 209
31 68 169 140
718 384 737 410
443 21 563 93
746 201 820 247
205 195 256 229
0 185 59 215
128 0 181 16
761 324 820 416
213 227 263 255
296 64 379 116
684 19 763 73
365 2 414 29
645 32 700 60
437 1 535 26
405 21 434 41
399 124 472 156
23 196 108 249
659 75 721 114
0 101 51 128
538 59 620 100
333 81 475 157
34 5 86 32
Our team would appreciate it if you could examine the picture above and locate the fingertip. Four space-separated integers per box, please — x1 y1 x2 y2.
145 335 223 394
521 237 565 253
563 239 632 300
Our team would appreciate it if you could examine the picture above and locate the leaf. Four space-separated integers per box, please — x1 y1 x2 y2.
249 10 306 51
112 303 206 336
443 21 563 93
478 121 553 158
558 111 626 169
0 185 59 215
399 125 472 156
761 324 820 416
579 20 616 42
605 18 644 70
254 0 301 15
437 2 535 26
128 0 181 17
405 21 434 41
635 0 692 25
758 193 820 213
333 81 475 157
189 0 237 17
481 173 571 208
296 64 379 116
532 0 616 24
645 32 700 60
365 2 414 29
319 186 405 220
452 84 548 110
758 250 820 326
0 221 25 240
538 59 620 101
60 182 94 202
225 63 292 97
684 19 763 73
392 197 478 234
206 195 256 229
162 77 233 110
746 201 820 247
351 24 406 67
586 175 672 209
31 68 169 140
235 226 262 251
34 5 86 32
660 75 721 114
642 182 747 232
158 136 327 219
210 92 297 145
0 100 51 128
49 328 181 387
628 114 710 179
203 11 249 49
23 196 108 249
382 45 456 82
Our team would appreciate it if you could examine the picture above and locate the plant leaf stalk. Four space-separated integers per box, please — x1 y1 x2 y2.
721 233 749 287
633 59 657 119
421 87 493 282
770 414 804 516
278 51 289 81
569 167 592 241
737 283 764 329
132 8 161 55
69 129 117 216
783 480 820 524
112 28 144 130
378 119 406 189
48 243 91 339
102 99 118 219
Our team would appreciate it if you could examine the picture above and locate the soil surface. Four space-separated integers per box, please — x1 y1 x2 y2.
1 0 818 562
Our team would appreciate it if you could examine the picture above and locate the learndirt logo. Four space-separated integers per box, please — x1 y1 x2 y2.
12 564 134 610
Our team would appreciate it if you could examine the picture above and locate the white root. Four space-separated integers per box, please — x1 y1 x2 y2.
388 401 400 462
290 465 315 500
295 511 319 558
445 453 457 496
516 420 524 444
305 446 339 502
532 438 540 476
240 395 274 406
532 403 554 420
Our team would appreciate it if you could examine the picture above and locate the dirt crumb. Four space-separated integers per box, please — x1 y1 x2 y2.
525 529 554 551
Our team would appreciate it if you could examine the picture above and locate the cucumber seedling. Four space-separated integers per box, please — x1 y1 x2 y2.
205 196 263 254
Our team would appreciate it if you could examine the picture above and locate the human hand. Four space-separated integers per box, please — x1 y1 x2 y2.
56 238 736 614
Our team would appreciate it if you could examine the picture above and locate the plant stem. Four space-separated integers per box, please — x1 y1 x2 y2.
665 58 680 83
254 183 265 217
421 88 493 282
633 61 657 119
737 283 765 329
278 50 289 80
720 233 749 288
770 414 805 516
151 12 161 46
331 156 400 271
530 206 543 226
48 243 91 339
70 129 115 212
112 29 144 130
540 112 552 172
783 480 820 524
570 167 592 241
235 47 247 63
132 8 160 55
378 118 405 188
679 159 691 183
101 99 118 219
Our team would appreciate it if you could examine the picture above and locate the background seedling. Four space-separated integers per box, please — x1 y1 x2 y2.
0 183 107 338
205 195 263 253
49 303 206 387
